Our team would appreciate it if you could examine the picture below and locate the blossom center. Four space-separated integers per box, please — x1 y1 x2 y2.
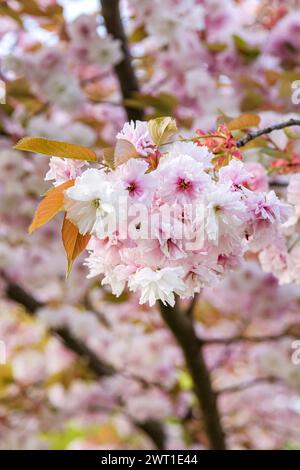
80 25 90 37
100 49 109 58
126 180 140 196
177 178 192 192
93 198 101 208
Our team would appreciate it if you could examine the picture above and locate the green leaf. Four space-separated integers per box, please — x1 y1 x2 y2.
6 78 34 100
262 148 289 158
130 25 147 43
284 442 300 450
242 136 267 149
284 128 300 139
279 71 300 98
241 90 263 112
232 34 260 60
205 42 227 53
41 424 92 450
124 92 178 115
178 371 193 391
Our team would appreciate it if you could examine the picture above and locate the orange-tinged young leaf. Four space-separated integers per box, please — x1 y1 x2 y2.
62 216 91 275
264 69 280 86
29 179 75 234
227 113 261 131
14 137 97 162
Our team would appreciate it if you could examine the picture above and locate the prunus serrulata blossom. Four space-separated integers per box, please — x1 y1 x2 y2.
24 118 292 309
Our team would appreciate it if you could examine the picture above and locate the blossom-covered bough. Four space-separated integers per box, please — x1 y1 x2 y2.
15 117 292 307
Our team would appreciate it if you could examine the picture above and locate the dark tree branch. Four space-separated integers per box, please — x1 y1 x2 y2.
5 280 115 376
158 300 226 450
270 181 288 189
186 292 199 318
236 118 300 148
6 281 43 313
4 278 165 449
57 327 116 376
137 419 166 450
217 376 284 395
101 0 144 121
202 332 299 345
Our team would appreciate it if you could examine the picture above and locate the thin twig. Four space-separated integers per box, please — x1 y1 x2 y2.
217 376 284 395
236 118 300 148
288 235 300 253
202 332 299 345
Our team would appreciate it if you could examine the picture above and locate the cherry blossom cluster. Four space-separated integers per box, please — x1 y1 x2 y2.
44 119 292 307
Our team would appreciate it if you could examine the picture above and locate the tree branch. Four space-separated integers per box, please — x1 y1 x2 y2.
4 278 165 449
202 331 299 345
101 0 144 121
186 292 199 318
236 118 300 148
217 376 284 395
158 300 226 450
5 280 115 376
